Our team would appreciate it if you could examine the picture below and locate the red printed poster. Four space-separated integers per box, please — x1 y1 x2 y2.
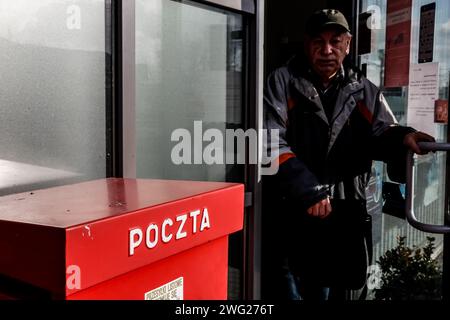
435 100 448 124
384 0 412 87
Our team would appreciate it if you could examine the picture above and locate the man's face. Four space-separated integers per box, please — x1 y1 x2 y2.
305 29 352 81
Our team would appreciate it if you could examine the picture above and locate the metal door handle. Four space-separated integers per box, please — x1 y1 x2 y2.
406 142 450 233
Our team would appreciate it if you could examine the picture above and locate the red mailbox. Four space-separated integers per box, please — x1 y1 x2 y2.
0 178 244 300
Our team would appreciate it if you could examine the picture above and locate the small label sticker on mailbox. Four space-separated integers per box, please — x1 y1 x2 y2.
145 277 184 300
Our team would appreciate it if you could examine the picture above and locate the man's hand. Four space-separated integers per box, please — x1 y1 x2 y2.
307 197 332 219
403 131 435 155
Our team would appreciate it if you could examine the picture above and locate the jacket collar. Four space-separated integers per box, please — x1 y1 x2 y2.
288 55 366 153
287 54 363 89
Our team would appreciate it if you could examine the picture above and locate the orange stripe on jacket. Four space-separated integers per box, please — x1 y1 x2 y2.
278 152 296 165
287 98 296 110
357 101 373 124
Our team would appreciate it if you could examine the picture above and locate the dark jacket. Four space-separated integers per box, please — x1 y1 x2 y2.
263 55 415 289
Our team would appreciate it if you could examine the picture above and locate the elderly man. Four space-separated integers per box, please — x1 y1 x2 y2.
262 9 434 300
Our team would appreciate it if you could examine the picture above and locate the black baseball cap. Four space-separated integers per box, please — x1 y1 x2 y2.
305 9 351 36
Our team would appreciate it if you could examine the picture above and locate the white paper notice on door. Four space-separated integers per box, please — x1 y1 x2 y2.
407 62 439 136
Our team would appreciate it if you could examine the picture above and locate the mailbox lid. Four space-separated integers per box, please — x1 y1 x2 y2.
0 178 243 228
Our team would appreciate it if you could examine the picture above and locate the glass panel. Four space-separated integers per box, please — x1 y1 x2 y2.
136 0 244 183
359 0 449 300
135 0 245 299
0 0 107 195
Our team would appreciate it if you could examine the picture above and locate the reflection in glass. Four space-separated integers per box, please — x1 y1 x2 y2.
359 0 449 300
0 0 107 196
136 0 244 182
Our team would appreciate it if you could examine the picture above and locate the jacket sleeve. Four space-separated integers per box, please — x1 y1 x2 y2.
264 69 329 209
370 91 416 183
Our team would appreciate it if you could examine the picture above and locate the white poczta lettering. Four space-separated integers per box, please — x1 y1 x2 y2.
146 224 159 249
200 208 211 231
189 210 201 234
128 208 212 255
162 218 174 243
176 214 188 240
129 228 143 256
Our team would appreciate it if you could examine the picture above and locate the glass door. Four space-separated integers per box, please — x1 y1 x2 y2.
135 0 245 183
357 0 450 300
133 0 255 299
